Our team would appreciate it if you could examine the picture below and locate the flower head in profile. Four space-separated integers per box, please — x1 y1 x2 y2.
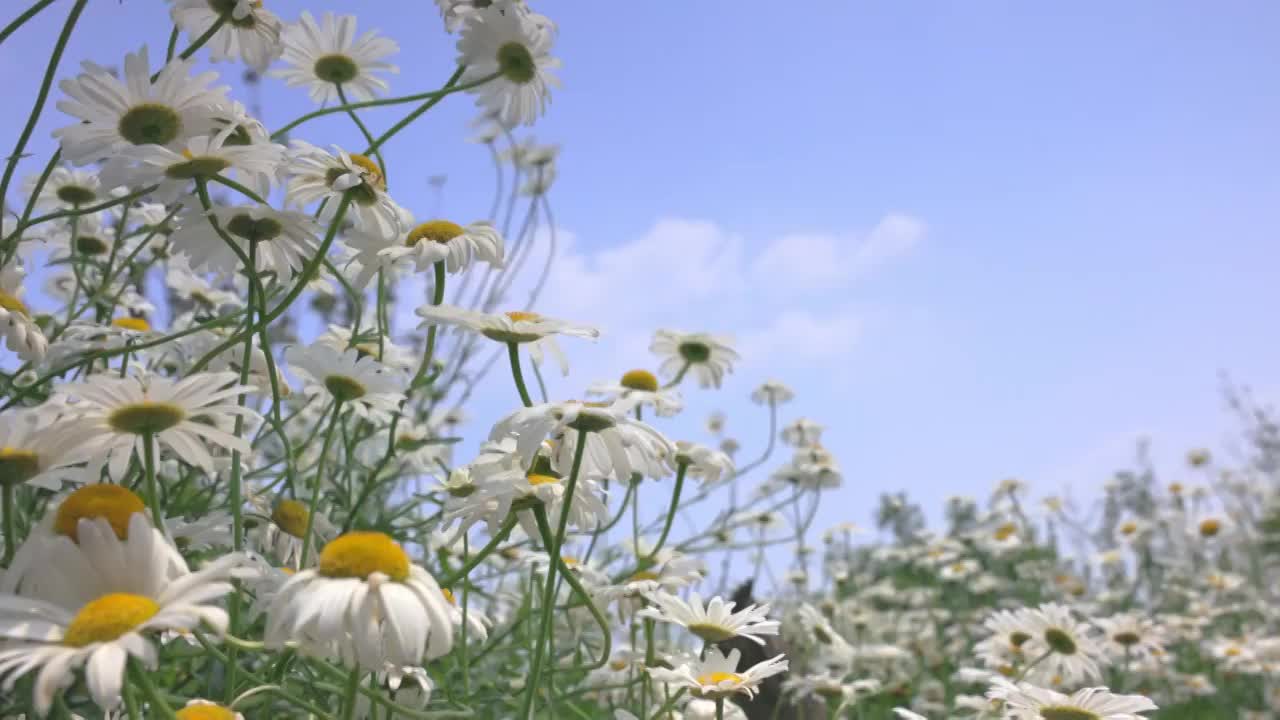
346 219 505 289
286 343 407 424
102 130 284 204
0 262 48 363
170 0 284 71
651 330 739 389
639 591 780 645
170 203 320 280
416 304 598 374
751 379 795 406
0 408 89 491
54 46 228 165
265 531 454 668
587 369 684 418
647 646 788 700
285 141 406 240
23 165 112 212
457 6 560 126
995 680 1157 720
274 11 399 104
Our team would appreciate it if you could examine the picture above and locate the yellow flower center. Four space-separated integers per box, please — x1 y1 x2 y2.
406 220 465 247
318 531 411 582
688 622 737 643
107 401 186 435
348 153 385 190
63 593 159 647
112 317 151 333
992 522 1017 541
0 446 41 487
628 570 660 582
1169 482 1184 495
1199 518 1222 537
441 588 456 605
0 290 30 318
609 659 629 671
55 484 147 542
527 473 560 487
324 374 367 402
561 555 580 567
505 311 541 323
620 369 659 393
175 704 239 720
697 671 743 686
1120 521 1138 535
1040 707 1100 720
272 499 311 538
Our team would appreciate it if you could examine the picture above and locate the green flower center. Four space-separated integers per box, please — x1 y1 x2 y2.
75 235 110 255
1113 631 1141 647
313 54 359 84
687 622 737 643
1041 709 1100 720
208 0 259 28
164 155 231 180
226 213 283 242
497 41 536 84
107 402 186 435
1010 631 1031 648
0 447 40 487
678 341 711 364
620 369 659 392
1044 627 1078 655
118 103 182 146
55 185 96 205
325 374 367 402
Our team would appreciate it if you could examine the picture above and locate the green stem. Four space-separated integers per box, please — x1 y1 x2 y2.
0 0 57 47
519 431 588 720
130 661 176 718
0 0 87 219
439 514 518 586
340 666 363 720
507 342 534 408
1 483 14 567
716 698 725 720
175 14 227 61
648 460 688 560
533 507 613 671
142 433 163 528
365 68 492 154
337 84 386 179
661 362 690 389
299 400 343 567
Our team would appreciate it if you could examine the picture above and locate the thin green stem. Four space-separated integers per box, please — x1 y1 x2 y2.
439 514 518 587
507 342 534 408
340 666 363 720
0 0 57 48
130 660 176 718
365 68 489 154
0 0 88 220
142 433 163 528
1 483 14 567
337 84 386 179
299 400 344 567
648 460 688 561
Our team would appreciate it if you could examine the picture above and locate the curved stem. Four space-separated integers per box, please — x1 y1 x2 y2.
439 514 518 587
507 342 534 408
0 0 57 48
648 461 688 561
299 400 344 567
130 660 176 718
534 505 613 671
337 84 386 179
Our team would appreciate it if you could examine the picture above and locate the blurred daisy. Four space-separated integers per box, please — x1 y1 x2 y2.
1018 603 1106 683
22 165 110 212
0 262 48 363
170 203 320 280
998 682 1157 720
781 418 824 447
316 324 417 373
639 591 779 645
56 371 258 478
648 646 788 701
651 329 739 389
285 141 406 240
165 256 242 309
54 46 228 165
0 515 241 716
285 343 406 423
176 700 245 720
416 305 597 374
457 6 560 126
169 0 283 71
675 441 735 486
491 400 673 482
265 531 453 668
587 369 684 417
102 131 284 204
1095 613 1167 662
751 379 795 406
0 408 88 491
273 11 399 104
37 212 119 264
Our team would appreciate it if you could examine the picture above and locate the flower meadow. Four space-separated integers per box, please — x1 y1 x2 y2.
0 1 1275 719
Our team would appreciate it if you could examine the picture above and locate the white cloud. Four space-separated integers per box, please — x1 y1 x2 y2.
748 212 926 295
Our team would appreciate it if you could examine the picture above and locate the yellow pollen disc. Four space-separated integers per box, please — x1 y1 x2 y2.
406 220 465 247
348 153 385 190
112 316 151 332
1225 646 1241 657
527 473 559 487
697 672 743 686
504 311 541 323
272 499 311 538
949 562 968 573
561 555 580 567
279 567 296 576
1199 519 1222 537
442 588 456 605
319 531 411 582
1120 522 1138 535
181 149 195 160
628 570 659 582
1169 482 1184 494
175 705 239 720
107 401 186 435
63 593 159 647
620 369 659 393
0 290 30 318
993 523 1017 541
609 659 629 671
55 484 147 542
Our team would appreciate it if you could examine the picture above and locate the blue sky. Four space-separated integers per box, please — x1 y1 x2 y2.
3 2 1280 535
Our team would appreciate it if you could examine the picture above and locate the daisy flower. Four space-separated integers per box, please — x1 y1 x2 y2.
102 131 284 204
34 211 120 264
285 343 407 423
0 408 89 491
416 304 598 374
164 257 242 309
176 700 245 720
587 369 684 418
248 494 336 570
0 262 48 363
595 546 705 606
998 682 1157 720
456 6 560 127
265 531 454 668
317 323 418 373
675 441 735 486
22 165 111 212
781 418 825 448
0 514 242 716
639 591 780 645
170 203 320 280
55 371 259 478
169 0 284 71
285 140 407 240
53 46 228 165
1019 603 1107 684
273 11 399 104
651 329 739 389
751 379 795 406
490 400 674 482
1095 613 1167 662
445 455 609 541
648 646 788 701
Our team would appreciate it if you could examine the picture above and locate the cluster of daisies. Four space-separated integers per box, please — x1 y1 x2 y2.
0 1 1261 719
